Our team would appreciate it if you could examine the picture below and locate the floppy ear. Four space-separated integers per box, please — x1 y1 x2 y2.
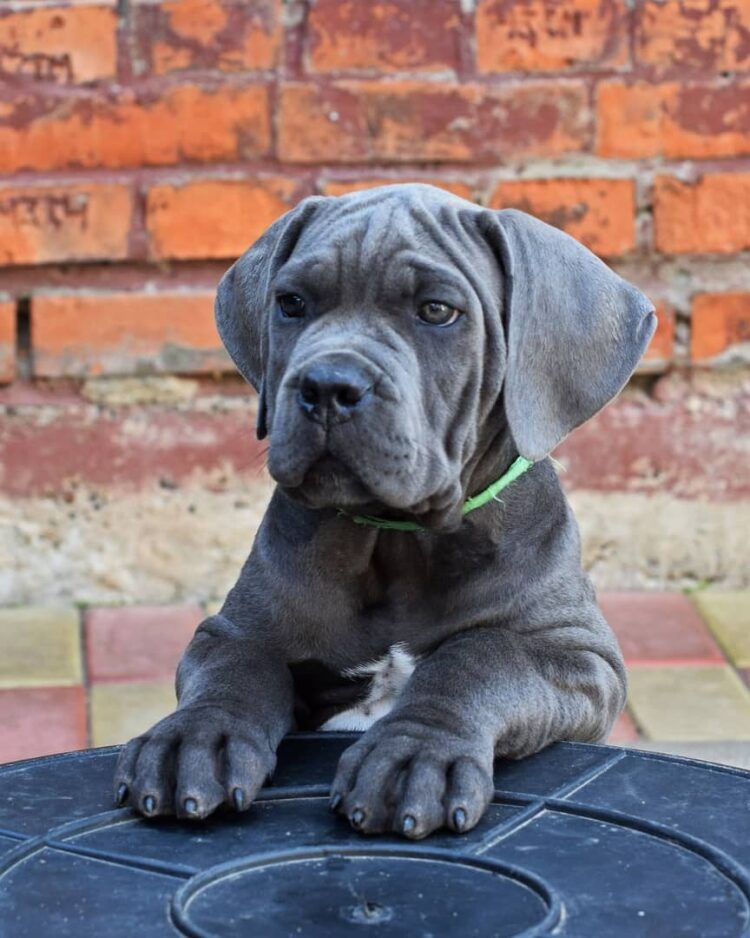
486 209 656 462
215 196 323 393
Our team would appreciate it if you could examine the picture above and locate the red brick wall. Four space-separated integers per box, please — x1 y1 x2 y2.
1 0 749 498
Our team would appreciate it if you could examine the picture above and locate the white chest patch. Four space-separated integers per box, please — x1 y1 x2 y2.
320 644 416 732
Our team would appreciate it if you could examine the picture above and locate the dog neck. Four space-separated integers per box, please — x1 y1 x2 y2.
464 422 525 498
341 429 529 534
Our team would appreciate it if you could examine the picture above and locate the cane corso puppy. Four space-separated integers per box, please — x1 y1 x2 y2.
114 184 655 839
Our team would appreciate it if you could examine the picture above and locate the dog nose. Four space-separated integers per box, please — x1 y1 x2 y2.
297 362 372 424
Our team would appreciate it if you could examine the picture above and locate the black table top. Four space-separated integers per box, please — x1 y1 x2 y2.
0 734 748 937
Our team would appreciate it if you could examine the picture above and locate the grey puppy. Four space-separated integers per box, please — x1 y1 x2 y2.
114 184 655 839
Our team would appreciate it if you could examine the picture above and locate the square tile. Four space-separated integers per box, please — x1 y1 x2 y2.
628 665 750 741
691 592 750 668
0 687 87 763
90 681 176 747
599 592 725 666
0 607 82 688
85 604 202 682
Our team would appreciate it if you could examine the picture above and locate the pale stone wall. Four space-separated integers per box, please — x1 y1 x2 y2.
2 480 747 608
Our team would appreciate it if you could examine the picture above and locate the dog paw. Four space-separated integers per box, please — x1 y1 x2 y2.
329 719 494 839
113 706 275 820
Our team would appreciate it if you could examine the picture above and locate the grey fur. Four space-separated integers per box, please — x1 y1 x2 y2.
114 184 656 838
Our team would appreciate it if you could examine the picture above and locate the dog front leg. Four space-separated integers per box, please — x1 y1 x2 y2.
114 614 294 819
330 618 626 839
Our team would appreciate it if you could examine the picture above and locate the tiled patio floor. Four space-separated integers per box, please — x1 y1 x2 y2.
0 592 748 766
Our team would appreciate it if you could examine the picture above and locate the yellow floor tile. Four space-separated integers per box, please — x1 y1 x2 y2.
628 665 750 741
692 592 750 668
0 606 82 688
90 681 176 747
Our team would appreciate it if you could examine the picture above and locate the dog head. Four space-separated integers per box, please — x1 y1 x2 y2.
216 184 655 528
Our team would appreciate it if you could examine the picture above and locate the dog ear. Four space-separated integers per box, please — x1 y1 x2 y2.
215 197 323 394
484 209 656 462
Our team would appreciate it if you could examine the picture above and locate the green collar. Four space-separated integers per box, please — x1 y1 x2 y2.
341 456 534 531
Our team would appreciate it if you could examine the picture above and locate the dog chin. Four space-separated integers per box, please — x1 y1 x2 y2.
285 455 374 509
301 480 464 534
275 453 464 528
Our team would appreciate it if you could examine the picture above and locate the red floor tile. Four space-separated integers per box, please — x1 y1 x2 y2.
85 604 203 683
607 710 640 744
0 686 87 763
600 592 726 666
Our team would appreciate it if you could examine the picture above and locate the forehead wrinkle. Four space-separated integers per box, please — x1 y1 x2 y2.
276 252 339 295
361 203 406 269
395 251 474 293
406 204 484 289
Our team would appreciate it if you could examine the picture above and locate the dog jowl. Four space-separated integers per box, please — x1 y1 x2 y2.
114 184 655 838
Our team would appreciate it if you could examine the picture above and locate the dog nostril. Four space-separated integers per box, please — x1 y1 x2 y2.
299 380 320 406
335 384 366 408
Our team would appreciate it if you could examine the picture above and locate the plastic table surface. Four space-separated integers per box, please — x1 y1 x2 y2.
0 733 749 937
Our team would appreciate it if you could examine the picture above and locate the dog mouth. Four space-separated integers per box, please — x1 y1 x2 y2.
287 453 373 508
281 450 463 529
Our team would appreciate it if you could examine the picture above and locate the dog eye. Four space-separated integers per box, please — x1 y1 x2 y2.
417 301 462 327
277 293 306 318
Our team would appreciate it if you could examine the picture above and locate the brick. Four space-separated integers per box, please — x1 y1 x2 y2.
0 687 87 762
476 0 627 72
85 604 202 682
0 300 14 384
490 177 635 257
0 183 132 266
661 81 750 158
146 178 300 261
628 665 750 741
596 81 664 159
322 179 473 200
599 592 725 666
558 374 750 499
90 680 176 747
607 709 639 744
693 592 750 667
635 0 750 74
279 80 590 163
641 302 674 370
0 84 270 173
691 293 750 362
307 0 461 73
0 607 82 688
134 0 279 76
653 174 750 254
32 291 231 378
0 398 270 495
0 3 117 85
598 80 750 159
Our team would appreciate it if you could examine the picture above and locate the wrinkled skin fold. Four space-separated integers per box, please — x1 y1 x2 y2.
115 185 656 838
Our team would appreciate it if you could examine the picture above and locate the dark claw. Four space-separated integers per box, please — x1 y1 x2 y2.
183 798 198 816
350 808 365 829
453 807 467 831
115 783 128 807
329 792 342 812
143 795 156 815
232 788 244 811
402 814 416 835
